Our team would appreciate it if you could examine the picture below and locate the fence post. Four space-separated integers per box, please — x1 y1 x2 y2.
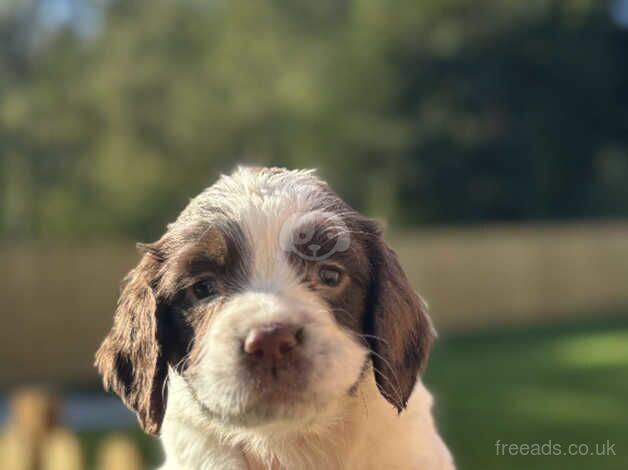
96 434 144 470
41 429 83 470
0 388 61 470
0 388 87 470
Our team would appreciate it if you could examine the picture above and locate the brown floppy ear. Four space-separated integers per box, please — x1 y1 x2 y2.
95 245 168 435
364 223 436 412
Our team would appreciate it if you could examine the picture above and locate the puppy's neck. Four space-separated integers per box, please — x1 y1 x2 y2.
159 371 406 470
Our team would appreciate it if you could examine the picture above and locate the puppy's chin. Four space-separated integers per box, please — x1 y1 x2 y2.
189 371 349 429
215 395 331 430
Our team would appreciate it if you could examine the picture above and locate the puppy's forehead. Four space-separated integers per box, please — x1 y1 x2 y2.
176 167 331 222
172 167 351 283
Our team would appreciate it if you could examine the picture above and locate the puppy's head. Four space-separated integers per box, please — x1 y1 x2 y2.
95 167 435 435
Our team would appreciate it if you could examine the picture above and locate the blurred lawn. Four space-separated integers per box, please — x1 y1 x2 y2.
426 315 628 470
78 314 628 469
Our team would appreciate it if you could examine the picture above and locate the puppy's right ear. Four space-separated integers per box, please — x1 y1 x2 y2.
95 244 168 435
362 221 436 413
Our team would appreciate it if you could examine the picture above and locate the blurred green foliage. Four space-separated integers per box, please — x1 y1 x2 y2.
1 0 628 241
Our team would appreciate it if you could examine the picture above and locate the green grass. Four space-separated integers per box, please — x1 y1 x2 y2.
425 316 628 470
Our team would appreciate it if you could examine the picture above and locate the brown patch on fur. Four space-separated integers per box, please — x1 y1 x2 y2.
183 297 224 368
299 252 370 335
284 212 371 333
155 227 247 371
158 226 247 297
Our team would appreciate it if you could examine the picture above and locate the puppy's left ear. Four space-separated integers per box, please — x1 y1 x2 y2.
364 222 436 412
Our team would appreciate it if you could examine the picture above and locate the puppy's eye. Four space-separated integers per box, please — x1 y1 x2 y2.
190 279 217 301
319 266 342 287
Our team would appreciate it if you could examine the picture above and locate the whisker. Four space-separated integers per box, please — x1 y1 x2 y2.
371 365 404 407
357 333 391 348
364 347 402 388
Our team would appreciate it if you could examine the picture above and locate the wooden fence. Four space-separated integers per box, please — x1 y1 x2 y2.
392 222 628 330
1 221 627 385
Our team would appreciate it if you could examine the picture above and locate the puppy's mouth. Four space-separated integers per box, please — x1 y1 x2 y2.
243 350 310 387
182 354 309 414
184 374 318 428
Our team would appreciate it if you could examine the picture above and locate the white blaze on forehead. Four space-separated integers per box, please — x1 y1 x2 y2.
243 206 352 294
242 204 306 292
238 186 332 290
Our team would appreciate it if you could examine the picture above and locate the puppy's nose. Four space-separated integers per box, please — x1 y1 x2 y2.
244 324 300 361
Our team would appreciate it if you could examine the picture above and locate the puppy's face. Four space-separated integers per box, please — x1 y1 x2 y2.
96 168 434 435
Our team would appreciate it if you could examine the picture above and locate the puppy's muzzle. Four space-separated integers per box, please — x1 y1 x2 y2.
243 323 303 367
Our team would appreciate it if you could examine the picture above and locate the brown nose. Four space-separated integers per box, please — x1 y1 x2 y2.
243 324 300 362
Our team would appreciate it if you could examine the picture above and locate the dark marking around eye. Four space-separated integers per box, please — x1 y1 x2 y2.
191 279 217 301
319 266 342 287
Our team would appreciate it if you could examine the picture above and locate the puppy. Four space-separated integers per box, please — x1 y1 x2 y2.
96 167 455 470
